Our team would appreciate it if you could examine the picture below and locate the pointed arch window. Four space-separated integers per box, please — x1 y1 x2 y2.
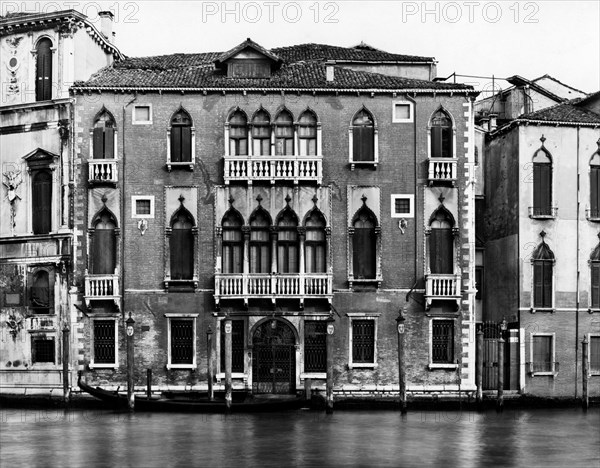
274 109 294 156
532 146 553 217
249 208 271 273
169 109 193 165
429 207 455 274
222 209 244 274
92 109 116 160
350 109 375 163
252 109 271 156
228 110 248 156
352 205 377 279
298 110 318 156
277 208 299 274
590 151 600 220
30 269 52 314
170 208 195 280
35 38 52 101
430 109 453 158
91 209 117 275
305 209 326 273
32 170 52 235
532 239 554 309
590 242 600 309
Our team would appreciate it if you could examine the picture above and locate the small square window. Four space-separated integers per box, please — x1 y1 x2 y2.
392 101 413 123
32 337 55 364
133 105 152 124
391 194 414 218
132 196 155 219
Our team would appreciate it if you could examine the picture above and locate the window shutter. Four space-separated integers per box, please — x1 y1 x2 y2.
181 127 192 162
92 230 116 274
542 261 553 307
431 127 442 158
591 263 600 308
171 127 182 162
541 164 552 213
93 128 104 159
591 167 600 214
362 127 374 161
170 228 193 280
430 229 453 274
533 262 544 307
32 171 52 235
353 228 375 279
104 128 115 159
36 40 52 101
533 164 542 211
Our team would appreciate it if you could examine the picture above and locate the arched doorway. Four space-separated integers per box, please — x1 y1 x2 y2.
252 319 296 394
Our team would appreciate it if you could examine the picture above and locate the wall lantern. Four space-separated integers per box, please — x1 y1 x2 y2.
126 312 135 337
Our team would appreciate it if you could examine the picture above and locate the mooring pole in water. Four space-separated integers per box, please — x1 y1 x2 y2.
396 312 407 414
496 337 504 413
304 378 312 401
146 369 152 398
224 318 232 412
476 330 483 410
62 323 70 406
582 336 589 411
126 313 135 412
326 315 335 414
207 325 214 401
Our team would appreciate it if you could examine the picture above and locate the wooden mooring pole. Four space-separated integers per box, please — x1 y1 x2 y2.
224 318 232 412
396 313 407 414
126 313 135 412
476 330 483 410
62 323 70 405
326 316 335 414
496 337 504 413
146 369 152 398
207 326 214 401
582 336 589 411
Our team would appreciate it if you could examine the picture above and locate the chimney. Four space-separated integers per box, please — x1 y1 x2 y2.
98 11 114 42
489 113 498 131
325 61 335 82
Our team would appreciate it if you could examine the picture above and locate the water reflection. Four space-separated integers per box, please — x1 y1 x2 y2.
1 408 598 467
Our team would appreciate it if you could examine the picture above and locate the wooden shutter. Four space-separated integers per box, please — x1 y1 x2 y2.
104 128 115 159
533 262 544 307
170 228 193 280
32 171 52 234
442 127 453 158
533 336 551 372
171 127 182 162
93 128 104 159
591 167 600 214
353 228 375 279
430 229 453 274
431 126 442 158
36 40 52 101
591 263 600 308
543 261 553 307
181 127 192 162
534 164 551 214
92 230 116 274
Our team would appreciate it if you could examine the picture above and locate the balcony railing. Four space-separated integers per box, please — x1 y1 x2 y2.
89 159 118 184
224 156 322 184
428 158 457 185
528 206 558 219
425 274 461 310
84 273 121 310
215 273 332 308
586 208 600 221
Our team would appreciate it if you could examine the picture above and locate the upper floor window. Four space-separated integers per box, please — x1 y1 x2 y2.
429 206 455 274
298 110 317 156
532 237 554 309
532 143 553 217
430 109 453 158
276 207 299 274
351 108 375 163
249 207 271 273
591 241 600 309
222 209 244 274
274 109 294 156
305 209 327 273
35 38 52 101
252 109 271 156
32 170 52 235
93 109 116 160
228 110 248 156
170 109 193 163
90 208 118 275
170 207 195 280
590 151 600 220
30 269 52 315
352 204 378 280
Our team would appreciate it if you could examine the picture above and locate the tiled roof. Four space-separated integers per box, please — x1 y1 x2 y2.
272 43 435 63
78 60 472 92
516 99 600 125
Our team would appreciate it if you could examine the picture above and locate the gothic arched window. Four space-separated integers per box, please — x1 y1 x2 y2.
222 209 244 274
430 109 453 158
170 208 195 280
91 209 117 275
170 109 193 163
36 38 52 101
532 240 554 308
277 208 299 274
532 146 553 217
228 110 248 156
249 208 271 273
352 206 377 279
305 209 326 273
274 109 294 156
429 207 454 274
351 109 375 162
298 110 318 156
252 109 271 156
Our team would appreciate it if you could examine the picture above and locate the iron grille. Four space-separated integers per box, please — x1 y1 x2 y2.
432 320 454 364
352 320 374 363
304 321 326 372
171 319 194 364
220 320 244 373
94 320 115 364
32 338 55 363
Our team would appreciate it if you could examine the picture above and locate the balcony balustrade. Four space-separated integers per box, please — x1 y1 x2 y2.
224 156 322 185
428 158 457 185
88 159 118 185
84 273 120 310
425 274 461 310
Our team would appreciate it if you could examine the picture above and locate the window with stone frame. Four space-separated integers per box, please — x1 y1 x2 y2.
352 205 377 280
531 334 554 373
304 320 326 372
169 207 195 280
170 109 193 163
430 109 453 158
298 110 318 156
274 109 294 156
304 209 327 274
351 108 375 162
532 146 553 217
92 109 116 160
93 319 116 365
32 170 52 235
532 239 554 309
352 319 375 364
32 336 55 364
222 209 244 274
590 152 600 219
30 269 52 315
249 207 271 274
431 319 454 364
228 110 248 156
169 319 194 365
35 38 52 101
590 335 600 374
276 206 299 274
429 206 455 274
90 207 118 275
252 109 271 156
590 241 600 309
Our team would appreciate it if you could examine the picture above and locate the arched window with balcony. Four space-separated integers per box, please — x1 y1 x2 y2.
274 109 294 156
351 204 378 279
304 208 327 273
90 207 118 275
532 236 554 309
276 206 299 274
92 108 116 160
252 108 271 156
298 110 318 156
228 109 248 156
169 108 193 164
249 206 271 273
222 208 244 274
35 38 52 101
350 108 375 163
590 151 600 219
428 206 455 274
32 170 52 235
170 206 195 280
532 142 553 217
430 108 453 158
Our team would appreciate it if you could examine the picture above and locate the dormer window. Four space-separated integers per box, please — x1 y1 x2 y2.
214 38 282 79
229 60 271 78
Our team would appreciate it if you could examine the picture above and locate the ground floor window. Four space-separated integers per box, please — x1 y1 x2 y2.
431 319 454 364
167 315 197 368
304 321 326 373
93 319 117 366
220 319 244 373
32 337 55 364
351 319 375 366
589 335 600 374
531 333 554 374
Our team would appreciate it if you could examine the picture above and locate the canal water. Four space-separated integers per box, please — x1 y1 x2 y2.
1 407 598 467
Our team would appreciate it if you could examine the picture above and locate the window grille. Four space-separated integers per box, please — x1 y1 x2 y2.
171 319 194 364
432 320 454 364
304 321 326 372
94 320 116 364
32 338 55 363
352 320 375 363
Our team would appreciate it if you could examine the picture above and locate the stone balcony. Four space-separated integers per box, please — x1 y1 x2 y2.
215 272 332 308
224 156 322 185
428 158 457 186
88 159 118 185
425 274 461 310
84 273 120 310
